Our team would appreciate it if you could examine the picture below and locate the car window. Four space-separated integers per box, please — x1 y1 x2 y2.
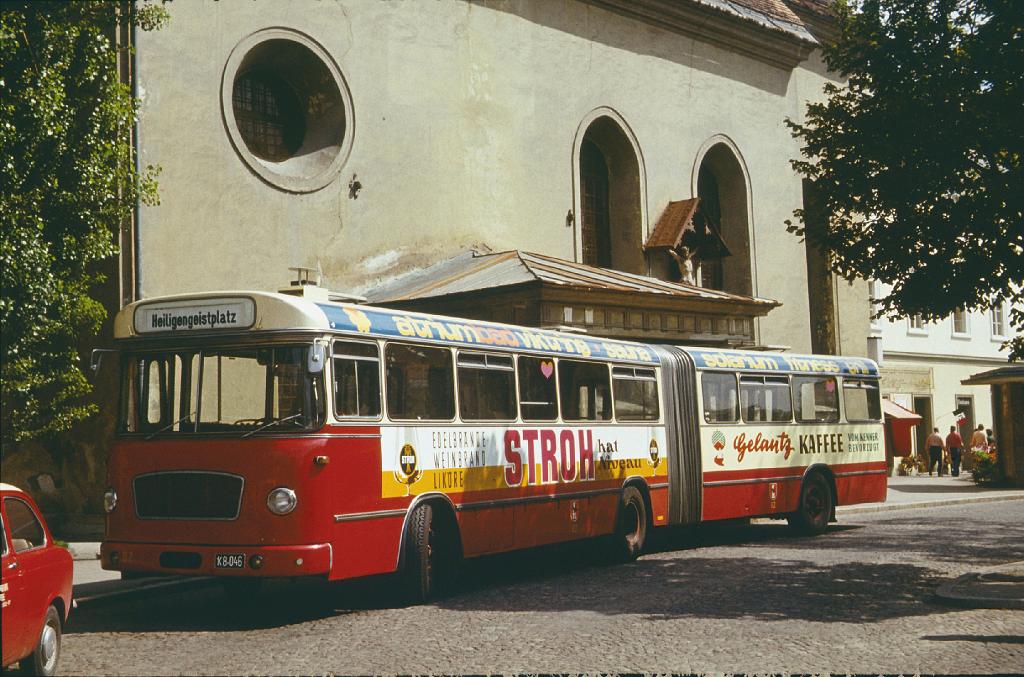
0 514 7 556
4 497 46 552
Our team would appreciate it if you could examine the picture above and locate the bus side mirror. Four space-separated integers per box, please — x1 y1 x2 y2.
90 349 117 374
308 342 326 374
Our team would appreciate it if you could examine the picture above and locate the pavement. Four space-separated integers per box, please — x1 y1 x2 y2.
67 472 1024 610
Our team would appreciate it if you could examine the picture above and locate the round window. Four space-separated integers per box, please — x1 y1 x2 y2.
232 70 305 162
222 30 353 193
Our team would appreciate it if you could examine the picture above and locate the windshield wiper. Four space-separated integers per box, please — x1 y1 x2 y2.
241 412 304 439
145 411 197 440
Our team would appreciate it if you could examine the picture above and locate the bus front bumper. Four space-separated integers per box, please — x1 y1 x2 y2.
100 541 332 578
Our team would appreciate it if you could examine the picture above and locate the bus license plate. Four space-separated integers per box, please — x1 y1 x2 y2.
215 554 245 569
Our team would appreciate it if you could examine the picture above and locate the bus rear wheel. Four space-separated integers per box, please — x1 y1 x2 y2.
610 486 647 562
788 472 832 536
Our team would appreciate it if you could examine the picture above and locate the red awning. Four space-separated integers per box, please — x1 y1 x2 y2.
883 399 921 457
883 399 922 422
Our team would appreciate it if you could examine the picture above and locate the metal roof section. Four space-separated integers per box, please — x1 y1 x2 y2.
367 249 778 308
962 365 1024 385
684 346 880 377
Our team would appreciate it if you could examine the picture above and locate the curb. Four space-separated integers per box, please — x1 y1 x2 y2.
836 493 1024 516
934 562 1024 610
74 576 218 606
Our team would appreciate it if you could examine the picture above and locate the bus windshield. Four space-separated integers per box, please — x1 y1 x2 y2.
120 344 325 436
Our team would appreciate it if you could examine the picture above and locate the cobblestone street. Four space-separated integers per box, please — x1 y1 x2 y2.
59 500 1024 675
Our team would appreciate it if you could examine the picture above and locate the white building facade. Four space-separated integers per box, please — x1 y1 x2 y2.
871 287 1016 452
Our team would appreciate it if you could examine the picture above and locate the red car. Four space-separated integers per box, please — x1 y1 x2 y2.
1 483 73 676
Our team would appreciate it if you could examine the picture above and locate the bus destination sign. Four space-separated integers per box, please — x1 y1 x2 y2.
135 297 256 334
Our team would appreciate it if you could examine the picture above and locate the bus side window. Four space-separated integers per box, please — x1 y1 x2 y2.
843 378 881 421
559 360 611 421
518 356 558 421
385 343 454 420
612 367 659 421
457 351 515 421
766 376 793 421
740 376 766 422
741 375 793 423
793 375 839 423
333 341 381 418
702 372 738 423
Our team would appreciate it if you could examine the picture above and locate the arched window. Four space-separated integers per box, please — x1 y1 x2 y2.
581 140 612 267
694 142 752 296
575 114 644 274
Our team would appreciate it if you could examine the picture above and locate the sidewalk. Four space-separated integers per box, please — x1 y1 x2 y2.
68 473 1024 609
838 472 1024 515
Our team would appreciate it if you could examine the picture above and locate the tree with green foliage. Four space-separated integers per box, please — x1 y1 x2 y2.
1 2 166 447
787 0 1023 359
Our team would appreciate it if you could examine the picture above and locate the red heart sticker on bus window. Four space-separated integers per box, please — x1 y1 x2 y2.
540 361 554 379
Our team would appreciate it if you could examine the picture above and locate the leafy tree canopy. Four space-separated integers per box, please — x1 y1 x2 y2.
1 2 166 446
787 0 1024 360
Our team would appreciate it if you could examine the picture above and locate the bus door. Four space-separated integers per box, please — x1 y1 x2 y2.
652 346 701 525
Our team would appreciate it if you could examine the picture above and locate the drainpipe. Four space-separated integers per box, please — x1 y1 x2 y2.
131 6 142 302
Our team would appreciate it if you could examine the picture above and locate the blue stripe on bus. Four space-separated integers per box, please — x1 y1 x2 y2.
316 304 656 363
684 347 878 377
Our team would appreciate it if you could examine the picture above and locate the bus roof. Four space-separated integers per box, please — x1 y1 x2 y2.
682 347 879 377
114 292 879 375
114 291 657 364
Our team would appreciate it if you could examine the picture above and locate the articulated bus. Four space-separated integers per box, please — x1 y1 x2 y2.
99 289 886 601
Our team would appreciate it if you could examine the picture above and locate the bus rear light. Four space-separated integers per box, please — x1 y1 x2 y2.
103 488 118 513
267 488 297 515
249 554 264 569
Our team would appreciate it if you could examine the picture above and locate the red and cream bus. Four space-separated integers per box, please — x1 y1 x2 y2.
99 288 886 601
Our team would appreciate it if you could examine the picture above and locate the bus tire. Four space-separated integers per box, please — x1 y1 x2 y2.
788 472 832 536
611 486 647 562
401 502 452 604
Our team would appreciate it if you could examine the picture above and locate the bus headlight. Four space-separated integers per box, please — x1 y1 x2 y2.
266 488 297 515
103 488 118 513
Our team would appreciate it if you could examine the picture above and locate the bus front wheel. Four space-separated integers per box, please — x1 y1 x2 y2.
610 486 647 562
788 472 832 536
401 502 455 604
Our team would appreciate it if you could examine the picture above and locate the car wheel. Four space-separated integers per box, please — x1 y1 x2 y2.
19 604 61 677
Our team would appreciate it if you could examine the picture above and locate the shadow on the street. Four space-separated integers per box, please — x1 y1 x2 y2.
64 517 968 634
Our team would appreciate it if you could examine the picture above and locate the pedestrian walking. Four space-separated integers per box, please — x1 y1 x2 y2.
946 425 964 477
986 428 996 452
970 424 988 452
926 427 945 476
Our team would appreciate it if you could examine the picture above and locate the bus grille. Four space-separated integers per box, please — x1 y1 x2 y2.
134 472 244 520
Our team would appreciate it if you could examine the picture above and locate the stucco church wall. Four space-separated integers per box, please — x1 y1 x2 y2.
136 0 847 354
